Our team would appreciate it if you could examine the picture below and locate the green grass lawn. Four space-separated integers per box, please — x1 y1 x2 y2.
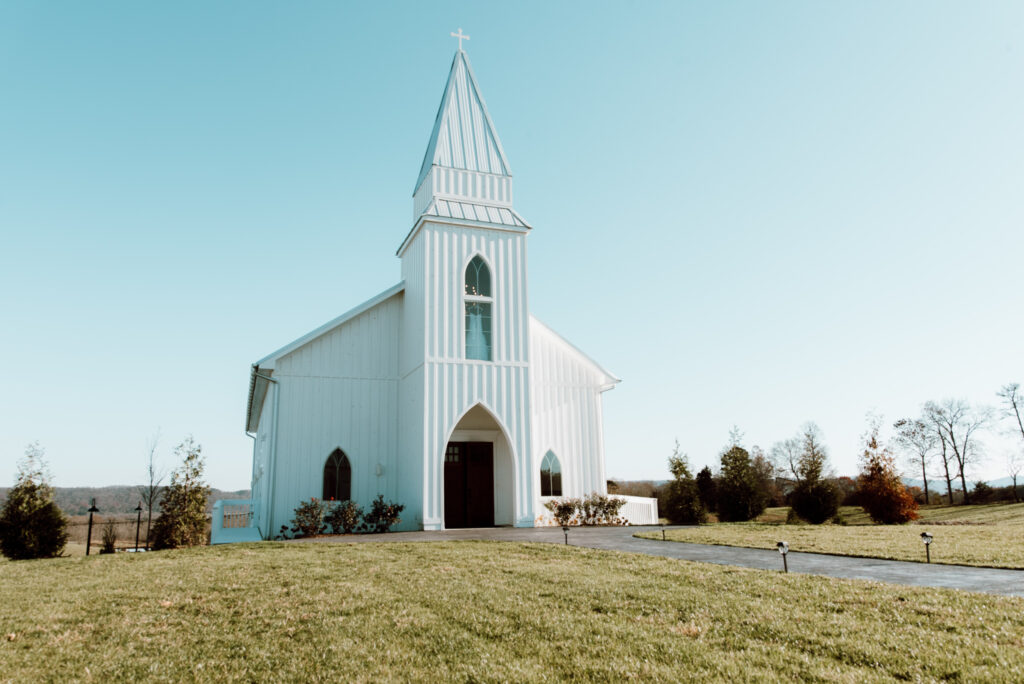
2 542 1023 682
640 503 1024 569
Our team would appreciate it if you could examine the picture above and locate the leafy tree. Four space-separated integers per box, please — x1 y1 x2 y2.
788 424 839 524
695 466 717 513
750 446 783 507
0 443 69 560
717 446 766 522
663 442 706 524
857 422 919 524
150 437 210 550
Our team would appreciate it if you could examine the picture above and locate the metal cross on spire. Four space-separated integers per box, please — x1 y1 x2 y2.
450 28 470 51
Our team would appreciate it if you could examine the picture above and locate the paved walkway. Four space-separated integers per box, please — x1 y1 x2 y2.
299 525 1024 598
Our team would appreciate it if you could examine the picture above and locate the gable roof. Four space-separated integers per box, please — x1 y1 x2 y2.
252 282 405 371
245 282 405 432
530 316 621 391
414 50 511 195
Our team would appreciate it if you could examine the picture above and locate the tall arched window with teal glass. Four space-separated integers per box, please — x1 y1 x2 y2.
540 450 562 497
464 255 492 361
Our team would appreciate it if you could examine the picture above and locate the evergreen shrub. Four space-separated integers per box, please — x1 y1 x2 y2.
0 444 68 560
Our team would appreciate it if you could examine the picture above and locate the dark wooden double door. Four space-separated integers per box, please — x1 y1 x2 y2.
444 442 494 528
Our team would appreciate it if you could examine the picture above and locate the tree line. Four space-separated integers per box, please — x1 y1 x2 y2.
0 437 215 560
624 381 1024 526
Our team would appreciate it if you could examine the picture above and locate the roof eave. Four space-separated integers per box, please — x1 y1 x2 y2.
397 213 530 258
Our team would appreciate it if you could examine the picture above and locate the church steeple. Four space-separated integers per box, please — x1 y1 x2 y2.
407 49 529 236
415 49 511 195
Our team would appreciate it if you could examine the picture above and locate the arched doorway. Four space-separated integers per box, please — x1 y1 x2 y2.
443 404 515 528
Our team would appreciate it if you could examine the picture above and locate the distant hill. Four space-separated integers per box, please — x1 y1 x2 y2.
0 486 250 515
902 477 1018 491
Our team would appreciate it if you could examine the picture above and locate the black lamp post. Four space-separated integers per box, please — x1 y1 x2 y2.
777 540 789 573
660 521 666 541
920 532 933 563
134 502 143 552
562 525 570 545
86 499 99 556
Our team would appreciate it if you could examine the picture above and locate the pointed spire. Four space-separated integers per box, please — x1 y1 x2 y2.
414 50 511 195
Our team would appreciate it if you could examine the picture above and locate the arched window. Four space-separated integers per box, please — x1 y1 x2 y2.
323 449 351 502
540 450 562 497
464 255 492 361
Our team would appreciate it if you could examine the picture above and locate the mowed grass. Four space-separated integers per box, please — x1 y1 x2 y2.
2 542 1023 682
640 503 1024 569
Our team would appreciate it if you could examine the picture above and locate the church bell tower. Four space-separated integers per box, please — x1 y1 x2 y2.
395 47 536 529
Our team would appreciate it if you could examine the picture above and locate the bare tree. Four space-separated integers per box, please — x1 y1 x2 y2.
769 436 801 486
138 432 166 549
998 383 1024 439
997 384 1024 503
892 418 937 503
772 423 829 483
923 399 990 505
1006 451 1023 503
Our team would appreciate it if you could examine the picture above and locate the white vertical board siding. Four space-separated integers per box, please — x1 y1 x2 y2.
403 221 535 528
251 396 274 537
529 320 614 506
265 294 402 536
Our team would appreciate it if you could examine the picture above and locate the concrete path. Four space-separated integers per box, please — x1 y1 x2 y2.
298 525 1024 598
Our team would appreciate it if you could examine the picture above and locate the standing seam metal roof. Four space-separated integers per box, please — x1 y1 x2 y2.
415 50 511 193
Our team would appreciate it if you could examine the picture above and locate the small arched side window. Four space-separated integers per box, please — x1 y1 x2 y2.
540 450 562 497
464 255 493 361
323 449 352 502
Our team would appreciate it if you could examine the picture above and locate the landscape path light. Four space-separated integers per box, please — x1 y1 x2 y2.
920 532 933 563
660 521 666 541
777 540 789 573
86 499 99 556
134 502 143 552
562 525 570 545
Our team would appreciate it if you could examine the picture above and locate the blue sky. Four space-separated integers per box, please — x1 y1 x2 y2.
2 2 1022 489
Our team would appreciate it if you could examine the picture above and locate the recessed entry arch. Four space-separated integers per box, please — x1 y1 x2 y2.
441 402 517 528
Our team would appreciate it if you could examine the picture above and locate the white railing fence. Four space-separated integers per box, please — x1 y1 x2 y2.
210 499 263 544
617 495 660 525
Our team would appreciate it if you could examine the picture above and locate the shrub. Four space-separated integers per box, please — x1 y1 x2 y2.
579 493 627 525
100 520 117 554
325 500 363 534
150 437 211 550
790 479 840 524
544 498 579 526
290 498 326 538
857 423 919 524
0 443 68 560
717 446 767 522
664 448 707 525
363 495 404 533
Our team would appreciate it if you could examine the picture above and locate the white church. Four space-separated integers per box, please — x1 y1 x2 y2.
213 46 657 542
